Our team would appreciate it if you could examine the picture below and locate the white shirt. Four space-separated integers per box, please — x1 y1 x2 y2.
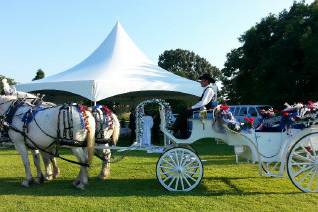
191 84 216 110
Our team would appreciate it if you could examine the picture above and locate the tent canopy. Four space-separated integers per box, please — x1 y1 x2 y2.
17 22 201 102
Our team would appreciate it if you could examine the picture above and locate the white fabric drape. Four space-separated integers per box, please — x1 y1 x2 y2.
142 115 153 146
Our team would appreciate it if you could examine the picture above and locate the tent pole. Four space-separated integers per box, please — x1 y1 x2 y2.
94 101 97 106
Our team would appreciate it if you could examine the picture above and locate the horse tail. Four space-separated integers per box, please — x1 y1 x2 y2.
86 113 95 164
111 113 120 146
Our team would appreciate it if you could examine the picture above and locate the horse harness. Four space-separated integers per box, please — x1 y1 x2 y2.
0 100 91 167
92 105 114 144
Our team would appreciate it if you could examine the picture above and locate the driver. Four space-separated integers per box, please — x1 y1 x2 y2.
175 73 218 138
189 73 217 112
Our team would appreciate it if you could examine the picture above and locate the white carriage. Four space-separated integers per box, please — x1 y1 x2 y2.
153 102 318 193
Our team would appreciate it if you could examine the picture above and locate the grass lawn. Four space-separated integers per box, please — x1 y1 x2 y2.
0 139 317 211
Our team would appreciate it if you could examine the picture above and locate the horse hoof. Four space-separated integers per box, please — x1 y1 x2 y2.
34 175 45 184
98 175 106 180
21 180 32 187
75 182 85 190
82 179 88 185
98 173 110 180
34 178 41 184
72 179 80 187
44 175 54 181
98 169 110 180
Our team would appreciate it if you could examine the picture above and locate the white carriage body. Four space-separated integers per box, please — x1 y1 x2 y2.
98 99 318 193
160 108 318 163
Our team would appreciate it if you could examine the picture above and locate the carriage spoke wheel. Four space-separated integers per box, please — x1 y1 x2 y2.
261 161 284 177
156 147 203 192
287 133 318 192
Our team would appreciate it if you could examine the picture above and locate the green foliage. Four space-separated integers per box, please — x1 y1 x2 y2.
158 49 223 81
0 75 16 94
223 1 318 106
32 69 45 81
118 112 130 121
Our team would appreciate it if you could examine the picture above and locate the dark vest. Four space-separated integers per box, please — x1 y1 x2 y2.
199 86 216 109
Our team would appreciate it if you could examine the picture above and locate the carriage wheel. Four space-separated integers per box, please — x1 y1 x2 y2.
156 147 203 192
261 161 284 177
287 133 318 192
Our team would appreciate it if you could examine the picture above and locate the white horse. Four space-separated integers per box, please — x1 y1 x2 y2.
2 79 119 180
1 79 60 180
47 105 120 180
0 95 95 189
91 105 120 179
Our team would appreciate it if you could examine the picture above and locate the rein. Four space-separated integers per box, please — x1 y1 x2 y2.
0 98 90 167
6 123 89 167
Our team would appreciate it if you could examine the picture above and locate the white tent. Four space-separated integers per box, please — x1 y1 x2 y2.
17 22 201 103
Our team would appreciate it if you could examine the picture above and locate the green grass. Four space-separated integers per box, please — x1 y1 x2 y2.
0 139 317 211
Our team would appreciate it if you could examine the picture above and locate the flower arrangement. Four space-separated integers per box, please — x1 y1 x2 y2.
257 100 318 131
243 117 255 129
279 101 318 128
215 104 241 132
220 104 229 111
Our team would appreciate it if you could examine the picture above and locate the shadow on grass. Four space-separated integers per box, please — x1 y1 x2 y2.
0 138 235 159
0 176 302 197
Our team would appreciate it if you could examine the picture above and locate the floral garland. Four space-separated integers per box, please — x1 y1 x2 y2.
135 99 174 144
280 101 318 128
101 105 113 129
77 104 90 133
92 104 114 129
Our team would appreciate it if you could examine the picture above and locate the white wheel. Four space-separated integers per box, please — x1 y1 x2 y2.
261 161 284 177
156 147 203 192
287 133 318 192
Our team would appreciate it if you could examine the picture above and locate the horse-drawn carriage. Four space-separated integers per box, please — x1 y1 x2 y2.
1 89 318 193
156 103 318 193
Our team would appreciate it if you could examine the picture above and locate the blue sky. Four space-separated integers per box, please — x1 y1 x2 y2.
0 0 314 82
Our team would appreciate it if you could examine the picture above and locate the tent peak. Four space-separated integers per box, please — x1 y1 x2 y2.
17 22 202 101
114 20 122 28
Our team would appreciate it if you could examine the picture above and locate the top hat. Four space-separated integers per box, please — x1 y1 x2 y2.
198 73 215 83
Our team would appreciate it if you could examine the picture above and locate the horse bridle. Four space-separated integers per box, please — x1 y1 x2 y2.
0 98 91 167
0 99 17 124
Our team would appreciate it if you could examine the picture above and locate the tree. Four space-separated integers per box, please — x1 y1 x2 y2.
158 49 222 81
0 75 16 94
32 69 45 81
223 1 318 106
